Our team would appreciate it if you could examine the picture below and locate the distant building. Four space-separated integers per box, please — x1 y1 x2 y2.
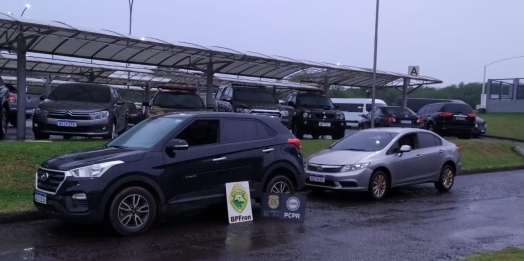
482 78 524 113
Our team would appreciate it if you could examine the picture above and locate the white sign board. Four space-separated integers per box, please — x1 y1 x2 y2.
408 66 419 76
225 181 253 224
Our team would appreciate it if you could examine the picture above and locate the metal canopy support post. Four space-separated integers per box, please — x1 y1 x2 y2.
144 85 150 102
16 35 27 140
45 74 51 96
206 60 214 110
402 78 410 108
324 75 330 97
370 0 380 129
88 71 95 83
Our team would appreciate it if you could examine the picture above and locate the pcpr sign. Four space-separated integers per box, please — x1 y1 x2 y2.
261 193 306 222
408 66 419 76
225 181 253 224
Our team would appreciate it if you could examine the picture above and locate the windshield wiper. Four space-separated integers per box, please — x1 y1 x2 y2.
107 145 127 149
345 148 367 151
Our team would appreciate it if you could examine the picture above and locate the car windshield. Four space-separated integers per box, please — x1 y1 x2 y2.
297 94 334 109
443 103 473 114
107 117 184 149
48 84 111 103
381 107 417 116
330 131 399 152
152 92 204 109
233 88 277 103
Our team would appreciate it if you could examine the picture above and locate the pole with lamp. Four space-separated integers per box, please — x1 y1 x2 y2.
126 0 135 101
21 4 30 17
370 0 379 128
481 55 524 108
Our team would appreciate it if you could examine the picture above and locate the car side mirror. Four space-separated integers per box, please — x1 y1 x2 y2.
39 95 47 101
287 101 295 107
117 100 125 105
166 139 189 151
360 114 366 118
400 145 411 153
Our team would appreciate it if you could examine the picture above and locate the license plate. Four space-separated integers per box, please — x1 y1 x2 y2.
34 192 47 205
401 120 411 124
57 120 77 127
319 122 331 127
481 130 485 133
455 116 466 121
309 175 325 183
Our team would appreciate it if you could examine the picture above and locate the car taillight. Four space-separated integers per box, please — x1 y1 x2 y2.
287 138 301 150
8 93 16 103
468 113 476 119
439 112 453 117
416 117 424 124
387 116 396 123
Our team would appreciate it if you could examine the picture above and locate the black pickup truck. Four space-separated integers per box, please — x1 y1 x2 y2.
6 84 42 127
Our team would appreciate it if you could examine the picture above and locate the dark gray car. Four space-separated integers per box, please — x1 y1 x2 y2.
32 83 127 140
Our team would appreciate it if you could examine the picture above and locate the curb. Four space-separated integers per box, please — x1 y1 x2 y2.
460 165 524 176
482 135 524 143
0 210 48 225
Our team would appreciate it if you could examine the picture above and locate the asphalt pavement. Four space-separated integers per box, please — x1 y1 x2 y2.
1 170 524 261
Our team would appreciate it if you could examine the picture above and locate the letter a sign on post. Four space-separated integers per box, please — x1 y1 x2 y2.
408 66 419 76
225 181 253 224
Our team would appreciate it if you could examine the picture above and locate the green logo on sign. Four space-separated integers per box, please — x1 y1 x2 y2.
229 183 249 213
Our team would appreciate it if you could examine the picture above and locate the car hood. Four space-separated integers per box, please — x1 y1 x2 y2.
307 149 375 165
149 105 206 115
296 106 339 114
39 99 109 113
234 101 283 110
41 146 146 171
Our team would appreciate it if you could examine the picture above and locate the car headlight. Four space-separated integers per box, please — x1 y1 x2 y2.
302 112 309 118
35 108 49 117
280 110 289 117
236 108 250 113
475 123 478 128
336 114 345 120
68 161 124 178
92 110 110 119
340 162 370 172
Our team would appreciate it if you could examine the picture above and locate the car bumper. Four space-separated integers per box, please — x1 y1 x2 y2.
345 120 360 128
33 176 109 223
32 115 112 136
299 119 346 134
473 127 487 135
439 125 475 133
303 167 373 191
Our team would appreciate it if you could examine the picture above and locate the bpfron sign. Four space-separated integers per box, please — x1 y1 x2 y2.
225 181 253 224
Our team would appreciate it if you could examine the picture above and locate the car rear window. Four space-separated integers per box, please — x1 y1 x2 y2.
365 103 386 112
48 84 111 103
443 104 473 114
380 107 417 116
336 103 364 112
152 92 205 109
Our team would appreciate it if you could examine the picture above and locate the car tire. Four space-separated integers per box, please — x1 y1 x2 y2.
368 170 388 200
63 135 72 140
109 186 156 237
0 107 7 140
104 122 117 140
332 129 345 140
292 122 304 140
311 134 320 139
310 187 325 194
34 132 50 140
357 124 363 131
458 132 471 140
434 165 455 192
265 175 295 194
427 123 434 132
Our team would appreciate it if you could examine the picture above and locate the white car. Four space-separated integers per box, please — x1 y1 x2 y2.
331 98 387 128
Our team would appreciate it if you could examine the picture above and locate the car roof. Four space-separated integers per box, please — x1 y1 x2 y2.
361 127 436 135
152 111 276 121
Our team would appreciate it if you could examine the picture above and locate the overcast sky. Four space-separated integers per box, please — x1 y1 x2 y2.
2 0 524 86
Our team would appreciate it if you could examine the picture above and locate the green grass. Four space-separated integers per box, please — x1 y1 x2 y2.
462 247 524 261
0 139 523 214
0 141 105 213
480 113 524 140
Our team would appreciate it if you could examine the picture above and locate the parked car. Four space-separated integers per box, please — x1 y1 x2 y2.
0 77 9 140
416 102 476 139
473 116 487 137
33 112 305 236
395 97 466 113
214 84 292 128
284 89 346 139
32 83 127 140
6 83 42 127
125 101 144 125
358 106 424 129
331 98 387 128
143 86 211 117
303 128 461 199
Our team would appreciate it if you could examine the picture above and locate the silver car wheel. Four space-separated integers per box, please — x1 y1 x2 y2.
118 194 150 229
442 168 454 189
373 174 387 198
271 181 290 194
1 109 7 136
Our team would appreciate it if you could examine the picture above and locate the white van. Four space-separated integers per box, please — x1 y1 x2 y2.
331 98 387 128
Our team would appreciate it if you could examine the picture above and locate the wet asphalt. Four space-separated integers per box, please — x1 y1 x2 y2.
1 170 524 261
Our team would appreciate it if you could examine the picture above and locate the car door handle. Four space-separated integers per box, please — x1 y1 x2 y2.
262 148 274 153
416 154 422 158
438 150 444 154
212 157 226 162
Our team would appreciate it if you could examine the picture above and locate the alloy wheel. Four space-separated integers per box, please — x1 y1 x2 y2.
442 168 454 189
373 174 387 198
271 181 291 194
118 194 150 229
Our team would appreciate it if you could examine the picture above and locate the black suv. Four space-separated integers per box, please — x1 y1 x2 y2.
284 90 346 139
417 102 476 139
214 85 292 128
33 112 305 236
0 76 8 140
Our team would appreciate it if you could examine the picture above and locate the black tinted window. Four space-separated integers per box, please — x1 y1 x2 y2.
256 121 270 139
337 103 364 112
380 107 416 116
330 131 399 152
48 84 111 103
443 103 473 114
366 103 386 112
233 88 277 103
417 106 427 114
418 132 438 148
127 103 137 112
152 92 204 109
434 136 442 146
296 94 333 108
221 119 258 143
176 120 219 146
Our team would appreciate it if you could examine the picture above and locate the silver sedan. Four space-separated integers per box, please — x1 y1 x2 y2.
303 128 461 200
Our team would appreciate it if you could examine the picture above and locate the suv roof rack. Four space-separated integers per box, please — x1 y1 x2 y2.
157 85 197 92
